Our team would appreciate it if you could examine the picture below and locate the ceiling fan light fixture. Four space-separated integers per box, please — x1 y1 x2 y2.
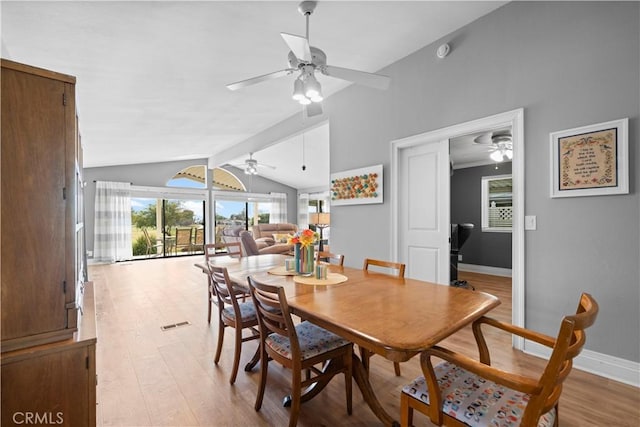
490 150 504 162
309 92 323 103
292 78 306 101
304 73 321 99
298 96 312 105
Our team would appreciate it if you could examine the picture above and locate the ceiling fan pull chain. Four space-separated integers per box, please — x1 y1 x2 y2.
301 133 307 171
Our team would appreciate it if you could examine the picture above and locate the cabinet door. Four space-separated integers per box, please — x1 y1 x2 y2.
1 345 92 426
1 66 68 342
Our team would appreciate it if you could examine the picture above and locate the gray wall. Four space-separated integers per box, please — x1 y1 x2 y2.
83 160 297 253
451 163 512 269
216 2 640 364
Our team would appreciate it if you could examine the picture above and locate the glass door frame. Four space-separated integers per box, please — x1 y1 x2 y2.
130 185 209 258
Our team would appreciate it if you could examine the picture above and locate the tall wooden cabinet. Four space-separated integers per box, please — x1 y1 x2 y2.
1 59 96 426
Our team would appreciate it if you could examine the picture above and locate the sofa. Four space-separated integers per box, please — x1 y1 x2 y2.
239 231 293 256
251 223 298 248
221 224 295 256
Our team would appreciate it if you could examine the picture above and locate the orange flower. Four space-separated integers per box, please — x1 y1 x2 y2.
288 229 318 247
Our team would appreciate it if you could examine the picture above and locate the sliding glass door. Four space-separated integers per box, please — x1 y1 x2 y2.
131 194 206 258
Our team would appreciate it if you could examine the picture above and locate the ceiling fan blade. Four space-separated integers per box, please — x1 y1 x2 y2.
281 32 312 62
304 102 323 118
226 68 296 91
321 65 390 90
258 163 276 170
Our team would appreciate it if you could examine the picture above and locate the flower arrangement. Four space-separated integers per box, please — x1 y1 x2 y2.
288 229 318 247
289 229 318 274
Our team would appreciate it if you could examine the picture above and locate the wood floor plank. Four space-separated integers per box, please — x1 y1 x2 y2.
90 258 640 426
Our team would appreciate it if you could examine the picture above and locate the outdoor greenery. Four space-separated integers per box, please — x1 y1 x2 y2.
132 200 196 229
215 207 270 227
132 234 149 256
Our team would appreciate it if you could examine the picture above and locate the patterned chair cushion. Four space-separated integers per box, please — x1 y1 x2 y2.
266 321 351 360
402 362 556 427
222 301 257 322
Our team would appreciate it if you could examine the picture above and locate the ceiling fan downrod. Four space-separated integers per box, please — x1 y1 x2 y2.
298 1 317 42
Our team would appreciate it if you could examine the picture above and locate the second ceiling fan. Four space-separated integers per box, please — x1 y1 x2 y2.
226 1 391 117
230 153 276 176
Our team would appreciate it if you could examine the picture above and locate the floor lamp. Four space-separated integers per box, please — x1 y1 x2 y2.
309 212 330 252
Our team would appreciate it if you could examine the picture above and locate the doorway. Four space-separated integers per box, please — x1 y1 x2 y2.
391 109 525 348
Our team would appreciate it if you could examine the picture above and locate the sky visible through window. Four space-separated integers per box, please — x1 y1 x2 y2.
131 198 204 223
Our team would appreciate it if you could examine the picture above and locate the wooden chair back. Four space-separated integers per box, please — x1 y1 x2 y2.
204 242 241 260
191 227 204 252
363 258 406 278
316 251 345 266
247 277 293 354
208 265 240 313
518 292 599 423
174 228 192 253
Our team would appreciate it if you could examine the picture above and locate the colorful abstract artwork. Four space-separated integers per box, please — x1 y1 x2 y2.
330 164 383 206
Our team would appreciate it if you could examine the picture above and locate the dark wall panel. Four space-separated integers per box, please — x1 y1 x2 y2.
450 162 512 269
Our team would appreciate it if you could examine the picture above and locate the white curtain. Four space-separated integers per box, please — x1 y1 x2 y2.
269 192 287 224
297 193 310 230
94 181 133 263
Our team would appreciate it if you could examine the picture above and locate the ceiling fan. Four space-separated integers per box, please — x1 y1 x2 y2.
474 131 513 162
226 1 391 117
230 153 276 176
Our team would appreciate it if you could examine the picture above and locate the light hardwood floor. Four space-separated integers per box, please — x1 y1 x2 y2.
91 257 639 426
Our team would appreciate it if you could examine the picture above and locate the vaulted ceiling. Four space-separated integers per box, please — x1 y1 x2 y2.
1 1 506 187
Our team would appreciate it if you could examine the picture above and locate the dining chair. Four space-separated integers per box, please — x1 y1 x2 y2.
248 275 353 427
363 258 406 278
208 265 261 384
190 227 205 253
174 227 192 254
141 227 162 257
204 242 245 324
362 258 406 376
400 293 599 427
315 250 345 266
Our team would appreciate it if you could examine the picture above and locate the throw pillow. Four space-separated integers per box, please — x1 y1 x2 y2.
272 233 291 244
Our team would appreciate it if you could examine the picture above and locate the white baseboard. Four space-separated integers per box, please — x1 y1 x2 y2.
524 340 640 388
458 263 512 277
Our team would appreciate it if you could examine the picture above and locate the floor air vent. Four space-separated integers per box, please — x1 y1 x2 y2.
160 321 191 331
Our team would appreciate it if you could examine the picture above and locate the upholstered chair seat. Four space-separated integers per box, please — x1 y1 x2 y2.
402 362 556 427
265 321 351 360
221 301 257 323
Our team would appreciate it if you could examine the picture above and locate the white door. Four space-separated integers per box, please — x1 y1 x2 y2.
397 139 450 284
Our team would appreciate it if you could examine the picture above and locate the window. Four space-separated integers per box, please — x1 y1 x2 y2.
481 174 512 232
212 191 287 244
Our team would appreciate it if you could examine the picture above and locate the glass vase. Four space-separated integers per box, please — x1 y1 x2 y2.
295 243 314 274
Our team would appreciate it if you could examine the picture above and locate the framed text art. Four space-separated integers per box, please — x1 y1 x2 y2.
550 118 628 198
330 164 383 206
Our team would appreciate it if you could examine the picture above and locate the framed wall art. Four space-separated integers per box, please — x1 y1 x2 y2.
330 164 383 206
550 118 628 198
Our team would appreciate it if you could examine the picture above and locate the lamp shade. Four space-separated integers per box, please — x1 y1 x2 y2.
309 212 330 226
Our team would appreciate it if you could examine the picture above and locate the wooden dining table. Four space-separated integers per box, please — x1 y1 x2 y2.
196 254 500 426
